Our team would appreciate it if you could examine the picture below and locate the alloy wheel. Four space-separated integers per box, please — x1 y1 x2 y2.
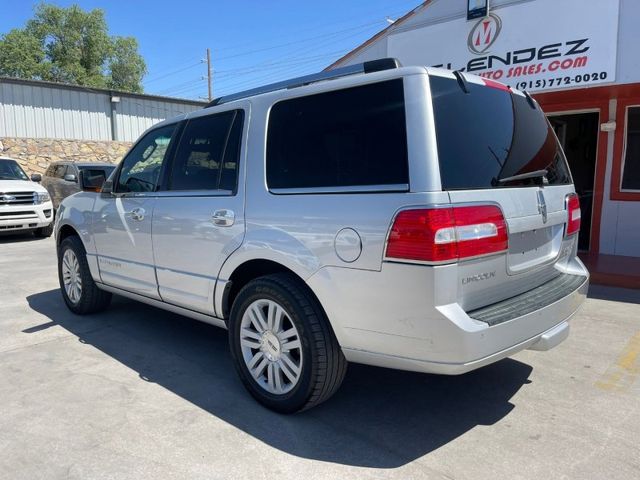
239 299 303 395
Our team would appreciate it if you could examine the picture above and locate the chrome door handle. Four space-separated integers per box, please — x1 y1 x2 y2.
128 207 146 221
212 209 235 227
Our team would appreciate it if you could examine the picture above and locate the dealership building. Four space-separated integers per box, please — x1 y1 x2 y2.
330 0 640 283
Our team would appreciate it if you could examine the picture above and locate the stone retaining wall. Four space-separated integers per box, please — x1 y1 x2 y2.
0 137 132 174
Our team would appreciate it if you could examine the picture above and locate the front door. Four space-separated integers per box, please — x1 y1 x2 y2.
93 124 178 299
152 109 246 316
548 112 599 251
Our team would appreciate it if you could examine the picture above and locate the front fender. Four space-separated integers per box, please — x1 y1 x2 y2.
56 193 101 282
56 193 98 253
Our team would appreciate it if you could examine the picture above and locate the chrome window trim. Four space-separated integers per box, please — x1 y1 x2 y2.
269 184 409 195
155 189 235 198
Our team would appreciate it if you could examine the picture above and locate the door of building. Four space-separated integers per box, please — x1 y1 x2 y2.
548 112 599 251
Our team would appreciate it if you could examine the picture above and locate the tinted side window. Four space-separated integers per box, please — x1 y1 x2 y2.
219 112 244 192
267 80 408 190
116 124 176 193
53 165 67 178
169 110 243 192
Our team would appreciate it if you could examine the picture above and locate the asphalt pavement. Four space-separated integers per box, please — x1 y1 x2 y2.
1 233 638 480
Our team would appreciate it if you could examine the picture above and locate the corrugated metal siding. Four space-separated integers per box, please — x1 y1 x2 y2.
1 81 112 140
0 79 203 142
116 97 196 142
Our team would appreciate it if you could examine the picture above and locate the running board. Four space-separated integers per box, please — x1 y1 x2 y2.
96 282 227 329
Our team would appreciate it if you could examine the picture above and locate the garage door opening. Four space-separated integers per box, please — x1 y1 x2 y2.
548 112 599 251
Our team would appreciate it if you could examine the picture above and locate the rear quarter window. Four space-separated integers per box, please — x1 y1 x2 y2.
430 75 571 190
266 79 408 191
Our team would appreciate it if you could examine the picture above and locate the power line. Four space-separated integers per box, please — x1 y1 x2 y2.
143 61 203 85
143 2 423 99
213 52 351 96
213 19 386 62
158 80 206 97
213 49 354 81
153 77 204 95
211 1 422 54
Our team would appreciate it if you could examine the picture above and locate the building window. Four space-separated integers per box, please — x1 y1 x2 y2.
621 106 640 191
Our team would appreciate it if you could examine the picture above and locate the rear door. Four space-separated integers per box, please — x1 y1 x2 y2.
429 73 576 310
60 163 80 200
151 108 246 316
93 124 178 299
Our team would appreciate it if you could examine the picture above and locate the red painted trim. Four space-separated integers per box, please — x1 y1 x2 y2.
534 89 611 254
611 95 640 201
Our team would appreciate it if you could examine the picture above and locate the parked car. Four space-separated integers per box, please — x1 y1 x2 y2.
54 59 589 413
41 161 116 210
0 156 54 237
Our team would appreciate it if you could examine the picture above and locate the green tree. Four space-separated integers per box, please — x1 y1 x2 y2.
0 29 47 79
0 3 147 92
108 37 146 93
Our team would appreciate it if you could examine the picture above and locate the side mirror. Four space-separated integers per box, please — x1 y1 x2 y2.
101 179 113 194
31 173 42 182
63 173 77 183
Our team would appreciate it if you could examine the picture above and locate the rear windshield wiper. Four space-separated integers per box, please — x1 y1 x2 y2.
452 70 470 94
495 169 548 185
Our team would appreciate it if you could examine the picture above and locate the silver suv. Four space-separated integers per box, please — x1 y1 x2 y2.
55 59 589 413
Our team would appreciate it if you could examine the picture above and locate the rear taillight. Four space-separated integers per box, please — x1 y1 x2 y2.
385 205 508 263
565 193 581 236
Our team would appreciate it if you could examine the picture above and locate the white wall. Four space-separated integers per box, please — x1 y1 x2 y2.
598 100 640 257
333 0 535 67
334 0 640 88
615 0 640 86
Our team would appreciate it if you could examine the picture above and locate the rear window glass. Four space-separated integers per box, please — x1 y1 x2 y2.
266 79 408 190
430 76 571 190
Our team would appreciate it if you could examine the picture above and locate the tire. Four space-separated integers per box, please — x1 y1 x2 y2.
228 273 347 413
58 235 112 314
34 222 54 238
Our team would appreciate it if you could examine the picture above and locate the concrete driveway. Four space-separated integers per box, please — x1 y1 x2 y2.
1 234 639 480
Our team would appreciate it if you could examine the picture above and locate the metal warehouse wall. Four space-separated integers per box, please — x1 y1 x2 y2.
114 96 196 142
0 78 204 142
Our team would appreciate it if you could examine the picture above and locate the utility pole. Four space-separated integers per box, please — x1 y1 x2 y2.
206 48 213 101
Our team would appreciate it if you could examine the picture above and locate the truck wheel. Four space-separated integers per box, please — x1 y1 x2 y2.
228 273 347 413
58 236 112 314
34 222 54 238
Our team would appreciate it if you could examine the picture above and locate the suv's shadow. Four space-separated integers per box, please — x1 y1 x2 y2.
0 232 41 244
26 289 532 468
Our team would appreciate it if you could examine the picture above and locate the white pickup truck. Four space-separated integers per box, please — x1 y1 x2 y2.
0 156 54 237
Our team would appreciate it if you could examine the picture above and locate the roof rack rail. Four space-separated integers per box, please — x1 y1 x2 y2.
206 57 402 107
